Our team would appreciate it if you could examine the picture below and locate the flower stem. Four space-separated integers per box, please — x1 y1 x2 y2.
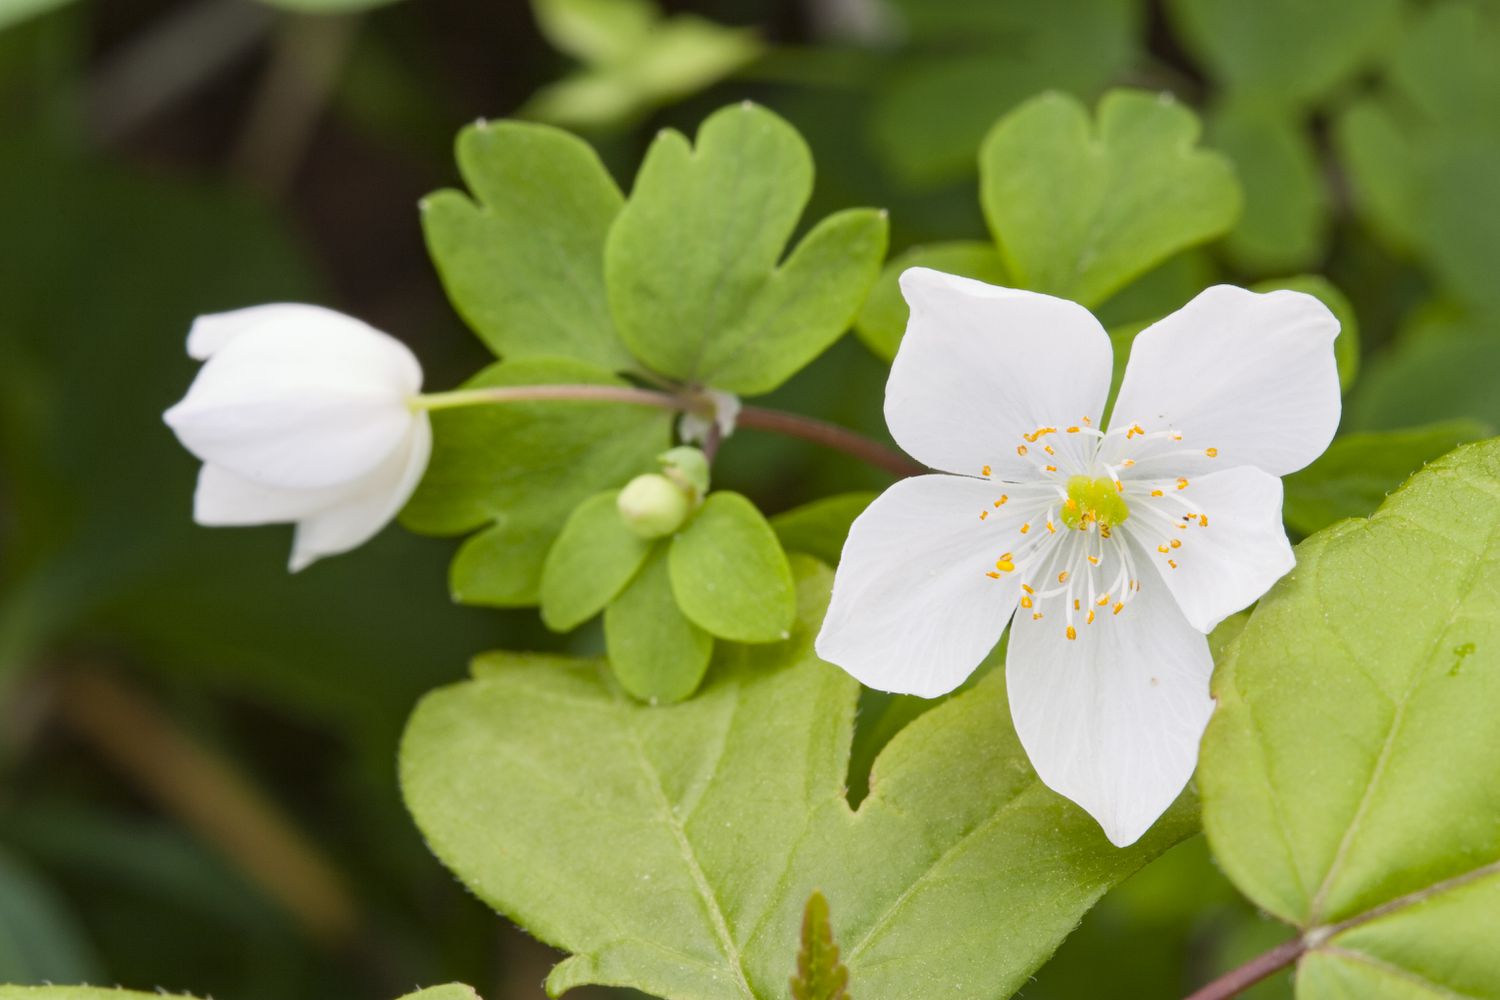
1183 936 1306 1000
413 384 923 478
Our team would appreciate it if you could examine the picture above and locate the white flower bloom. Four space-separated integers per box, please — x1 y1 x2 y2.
816 269 1340 847
164 304 431 572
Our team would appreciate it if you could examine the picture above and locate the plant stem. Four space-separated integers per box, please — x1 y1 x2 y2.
413 384 923 478
1183 936 1306 1000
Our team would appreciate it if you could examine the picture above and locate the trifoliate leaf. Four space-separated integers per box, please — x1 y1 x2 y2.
400 558 1196 1000
1200 439 1500 996
980 90 1241 308
853 241 1008 362
770 492 877 567
669 491 795 643
1165 0 1401 107
422 120 632 370
1210 100 1328 275
603 547 713 703
540 490 652 631
1282 421 1488 536
606 102 888 395
522 2 762 131
401 358 671 607
790 891 850 1000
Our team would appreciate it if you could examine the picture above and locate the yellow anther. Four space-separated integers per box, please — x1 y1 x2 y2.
995 555 1014 573
1044 444 1055 455
979 510 988 520
981 464 992 476
986 571 1000 579
1066 626 1077 641
1170 538 1182 549
1176 477 1189 490
1058 571 1070 583
1121 459 1135 467
1083 415 1092 425
1151 489 1164 497
1205 448 1218 458
1157 544 1170 554
1045 464 1058 472
1100 524 1112 538
1087 555 1099 565
1114 479 1124 493
1047 520 1056 533
1064 497 1078 511
1113 602 1124 615
1021 596 1033 609
1017 445 1028 456
1097 594 1110 606
1086 610 1095 625
1021 523 1031 534
1066 426 1080 434
1168 559 1178 569
995 495 1008 507
1073 598 1081 610
1199 514 1209 527
1033 612 1044 620
1022 583 1034 595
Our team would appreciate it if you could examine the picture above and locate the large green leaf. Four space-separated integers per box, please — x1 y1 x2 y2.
1165 0 1400 107
540 490 652 631
669 492 795 643
402 358 671 606
401 559 1194 1000
0 986 476 999
603 547 713 704
1200 439 1500 995
979 90 1240 308
1283 422 1488 537
605 103 888 395
422 120 631 370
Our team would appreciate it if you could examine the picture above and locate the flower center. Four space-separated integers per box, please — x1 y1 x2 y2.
1060 475 1129 531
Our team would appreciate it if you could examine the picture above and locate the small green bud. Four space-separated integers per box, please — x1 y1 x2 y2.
659 446 711 500
617 474 691 538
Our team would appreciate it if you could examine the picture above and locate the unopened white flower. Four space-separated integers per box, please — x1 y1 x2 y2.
816 269 1340 847
164 304 431 572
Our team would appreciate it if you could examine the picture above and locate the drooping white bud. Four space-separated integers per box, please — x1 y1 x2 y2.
163 304 431 571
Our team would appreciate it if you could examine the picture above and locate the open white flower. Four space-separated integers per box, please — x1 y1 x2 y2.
164 304 431 572
816 269 1340 847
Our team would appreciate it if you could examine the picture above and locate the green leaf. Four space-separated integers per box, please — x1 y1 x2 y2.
523 9 762 131
0 847 100 983
1165 0 1401 107
869 0 1141 187
979 90 1241 308
603 547 713 703
1200 439 1500 995
669 492 795 643
395 988 482 1000
606 102 888 395
1210 100 1327 275
790 891 849 1000
400 558 1195 1000
540 490 652 631
1249 275 1359 394
422 120 632 369
0 0 75 31
401 358 672 607
853 241 1008 362
770 492 877 567
1348 329 1500 433
1282 421 1489 536
0 987 478 1000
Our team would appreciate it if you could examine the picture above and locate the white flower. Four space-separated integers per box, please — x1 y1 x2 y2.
164 304 431 572
816 269 1340 847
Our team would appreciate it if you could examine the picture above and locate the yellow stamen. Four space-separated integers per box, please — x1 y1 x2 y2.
1066 626 1077 641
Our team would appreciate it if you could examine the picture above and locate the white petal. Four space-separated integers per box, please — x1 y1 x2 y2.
193 463 356 526
885 268 1113 480
1006 579 1214 847
816 473 1048 697
289 412 432 571
1107 286 1341 478
165 307 423 490
186 304 332 360
1127 466 1293 633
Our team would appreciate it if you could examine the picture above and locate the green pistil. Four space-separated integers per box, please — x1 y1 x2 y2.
1060 475 1130 530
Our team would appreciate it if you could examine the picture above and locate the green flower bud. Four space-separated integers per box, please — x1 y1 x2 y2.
617 473 692 539
659 446 711 500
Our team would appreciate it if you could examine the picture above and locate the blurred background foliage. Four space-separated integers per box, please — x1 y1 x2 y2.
0 0 1496 997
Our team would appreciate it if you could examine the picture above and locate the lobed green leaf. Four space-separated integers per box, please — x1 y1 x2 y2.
669 492 795 644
